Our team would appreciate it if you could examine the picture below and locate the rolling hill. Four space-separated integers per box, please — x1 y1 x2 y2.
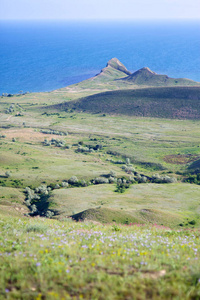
54 86 200 119
119 66 200 86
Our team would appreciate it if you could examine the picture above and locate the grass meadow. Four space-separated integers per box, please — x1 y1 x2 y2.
0 214 200 300
0 69 200 298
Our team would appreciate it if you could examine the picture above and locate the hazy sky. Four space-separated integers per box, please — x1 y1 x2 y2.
0 0 200 20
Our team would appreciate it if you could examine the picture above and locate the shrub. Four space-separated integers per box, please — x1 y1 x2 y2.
80 180 87 187
94 177 109 184
162 176 176 183
185 173 200 185
5 171 11 178
30 204 37 213
115 182 130 193
35 185 48 194
42 138 66 147
93 144 103 151
110 170 116 177
25 187 40 204
40 129 68 136
188 220 196 225
54 184 60 189
76 146 94 153
6 104 15 114
68 176 78 184
123 165 135 174
109 176 117 183
152 174 176 184
140 176 147 183
45 210 54 218
61 181 69 188
135 174 142 182
151 174 162 183
115 160 124 164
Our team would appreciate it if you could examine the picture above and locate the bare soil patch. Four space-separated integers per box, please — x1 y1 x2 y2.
164 154 200 165
0 128 65 142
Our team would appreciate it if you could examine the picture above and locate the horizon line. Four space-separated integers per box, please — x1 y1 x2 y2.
1 17 200 21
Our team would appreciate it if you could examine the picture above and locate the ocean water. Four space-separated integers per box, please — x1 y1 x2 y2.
0 20 200 95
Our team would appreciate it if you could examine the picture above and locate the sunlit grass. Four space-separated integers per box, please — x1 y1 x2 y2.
0 215 200 299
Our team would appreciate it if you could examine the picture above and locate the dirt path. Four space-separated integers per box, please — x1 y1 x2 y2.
6 115 13 121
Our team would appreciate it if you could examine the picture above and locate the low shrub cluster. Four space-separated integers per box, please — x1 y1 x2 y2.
184 173 200 185
93 177 109 184
115 182 130 193
122 164 136 174
76 146 95 153
151 174 177 183
76 143 103 153
43 138 66 147
5 171 12 178
24 185 53 218
40 129 68 136
23 168 177 219
5 104 15 114
41 112 60 117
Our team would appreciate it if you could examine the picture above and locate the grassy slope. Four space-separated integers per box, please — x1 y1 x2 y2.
120 67 200 87
51 183 200 227
58 87 200 119
0 214 200 300
0 114 200 227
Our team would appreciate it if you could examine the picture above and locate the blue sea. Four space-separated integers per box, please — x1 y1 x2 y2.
0 20 200 95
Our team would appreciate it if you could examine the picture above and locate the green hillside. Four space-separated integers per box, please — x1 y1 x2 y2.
55 86 200 119
71 207 184 227
119 67 200 86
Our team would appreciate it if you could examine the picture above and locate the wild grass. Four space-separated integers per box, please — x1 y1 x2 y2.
0 215 200 299
51 183 200 227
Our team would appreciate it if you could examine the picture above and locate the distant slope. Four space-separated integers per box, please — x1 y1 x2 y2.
71 207 183 227
56 58 199 97
119 67 200 87
71 208 140 224
55 86 200 119
91 58 132 81
188 159 200 171
102 58 132 76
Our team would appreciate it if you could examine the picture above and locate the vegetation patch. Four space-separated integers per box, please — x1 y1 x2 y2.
54 87 200 119
164 154 200 165
71 207 140 224
188 159 200 171
1 215 200 299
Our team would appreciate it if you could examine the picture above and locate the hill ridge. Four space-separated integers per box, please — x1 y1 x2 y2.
96 58 132 77
90 58 200 87
119 65 199 86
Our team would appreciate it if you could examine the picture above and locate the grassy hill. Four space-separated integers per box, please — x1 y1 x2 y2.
55 86 200 119
71 207 184 227
119 67 200 86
